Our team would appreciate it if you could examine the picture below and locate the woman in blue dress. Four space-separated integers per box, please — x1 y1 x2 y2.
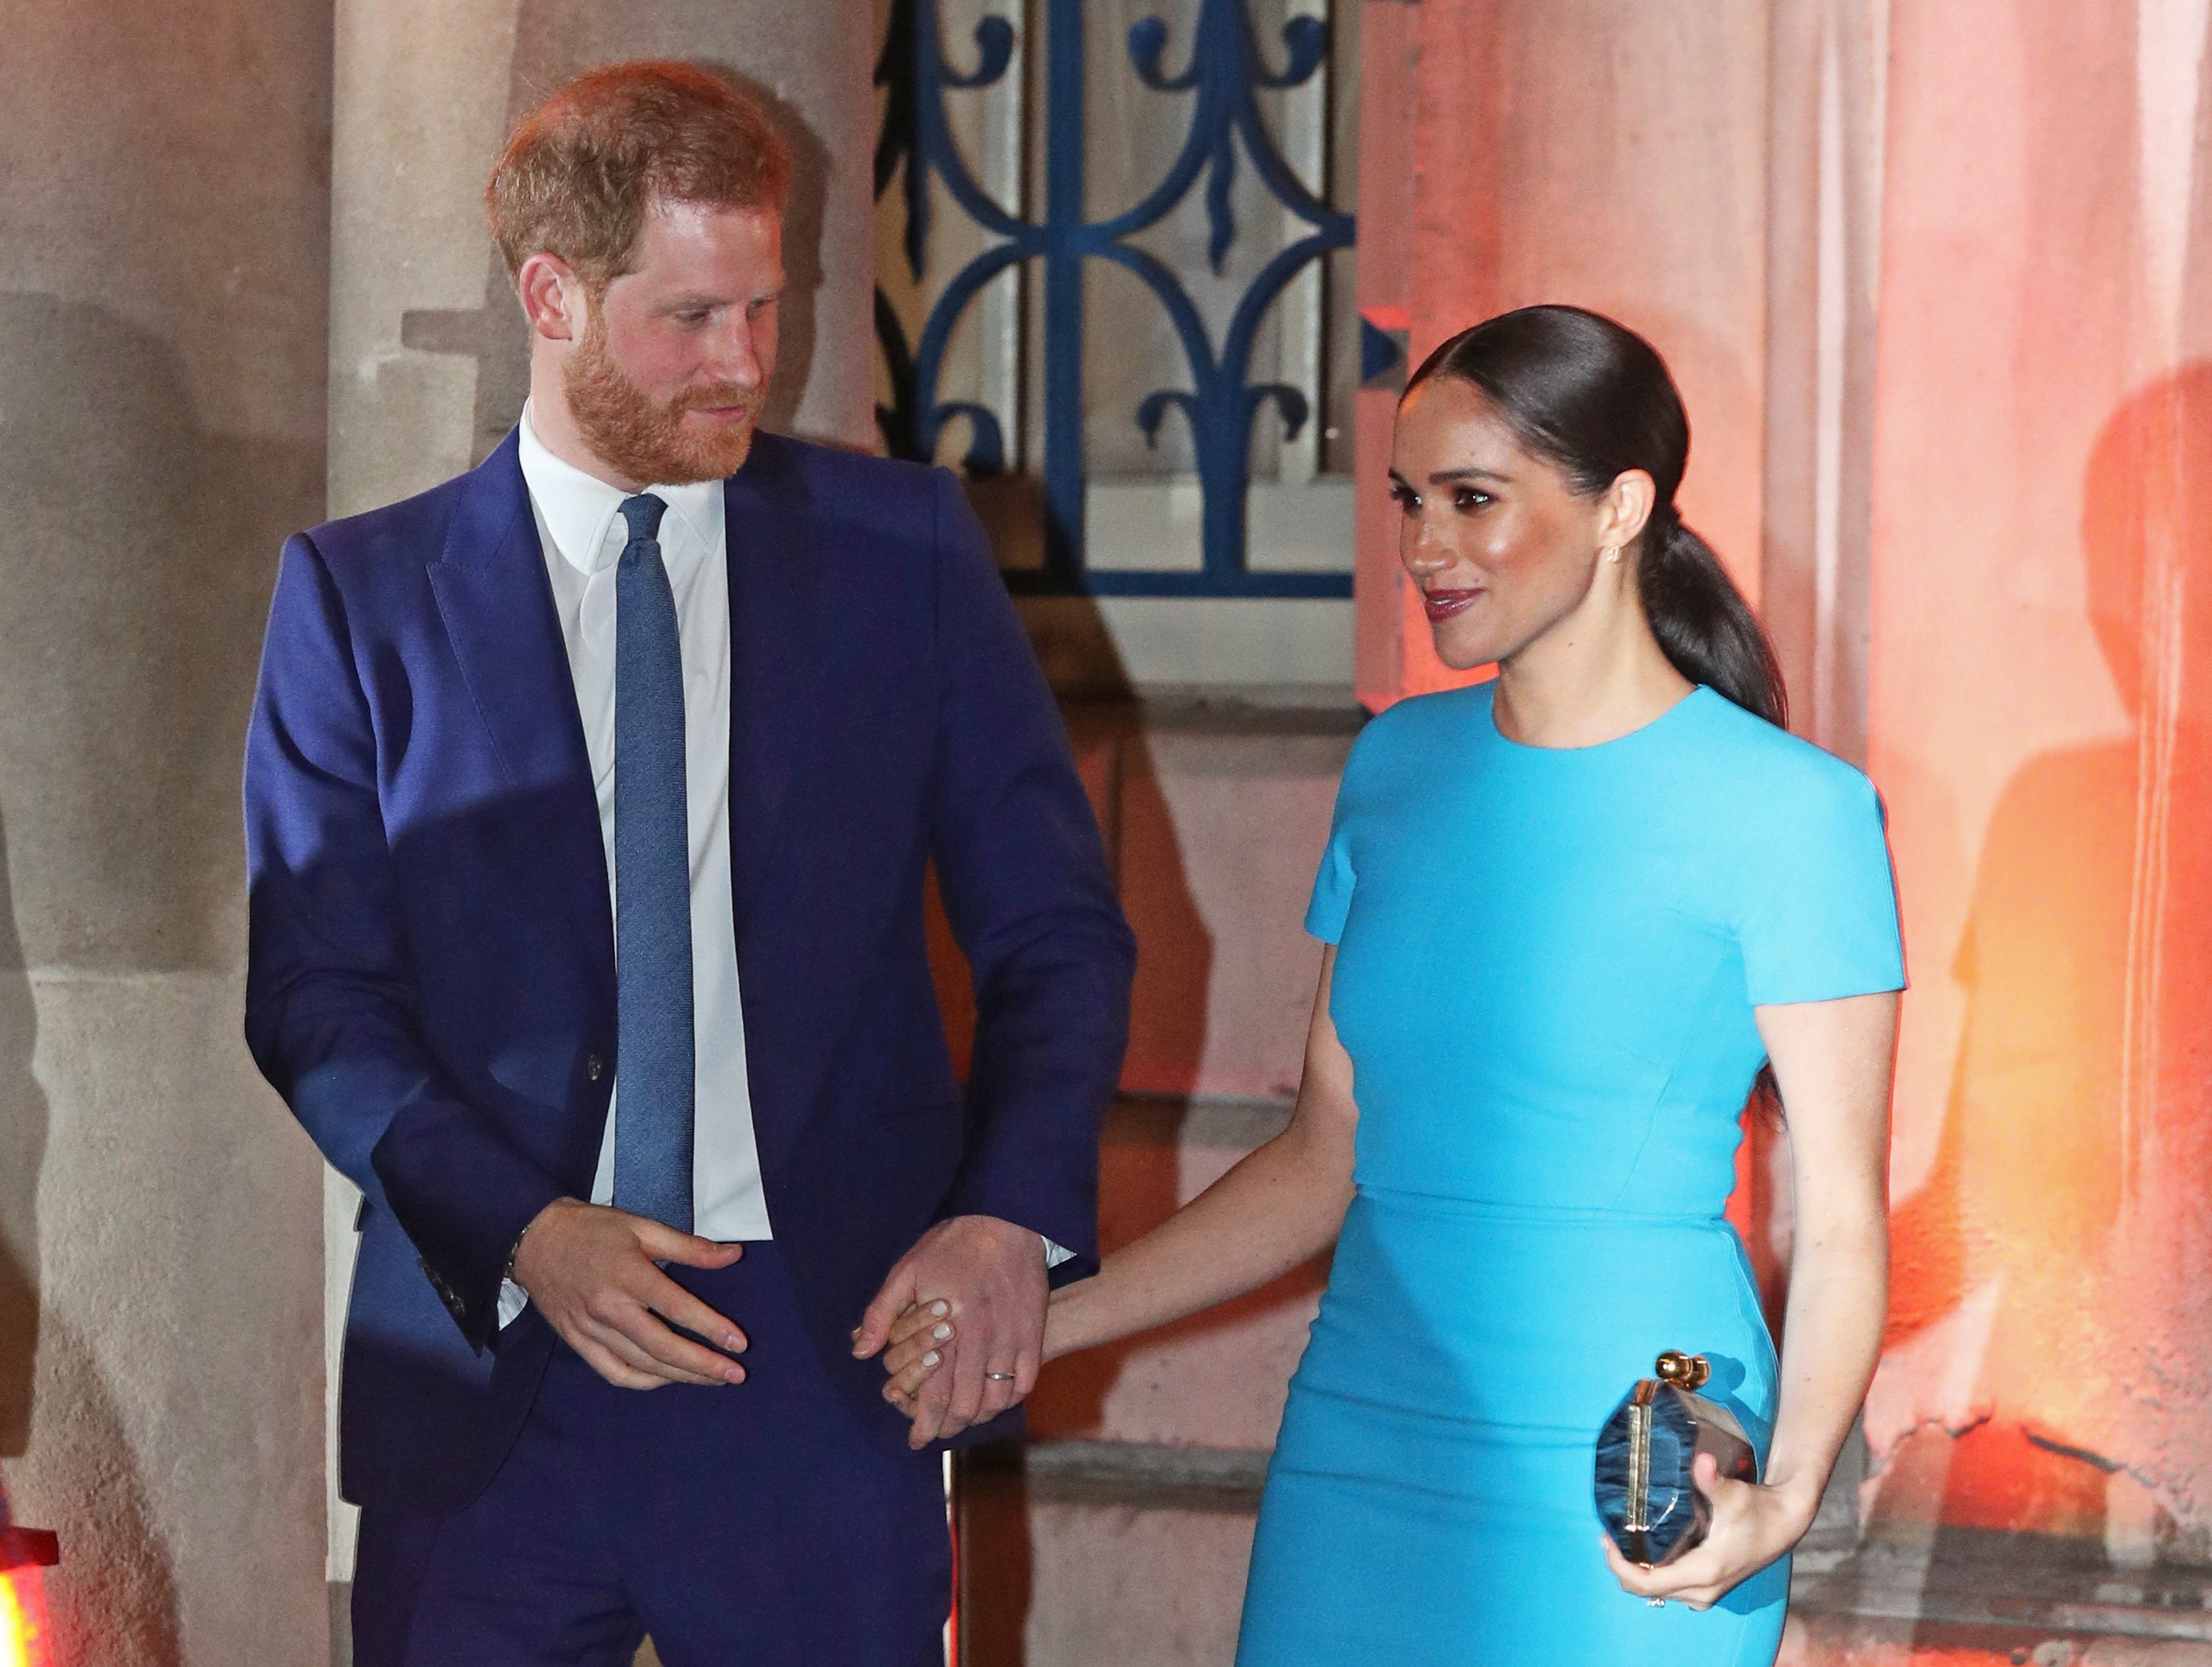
886 305 1902 1663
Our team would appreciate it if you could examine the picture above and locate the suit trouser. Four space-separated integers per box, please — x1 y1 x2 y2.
351 1241 951 1667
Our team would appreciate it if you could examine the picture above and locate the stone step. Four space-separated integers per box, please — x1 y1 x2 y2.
1790 1531 2212 1655
954 1449 2212 1667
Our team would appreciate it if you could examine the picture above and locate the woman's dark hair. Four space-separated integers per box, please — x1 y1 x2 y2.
1405 305 1787 728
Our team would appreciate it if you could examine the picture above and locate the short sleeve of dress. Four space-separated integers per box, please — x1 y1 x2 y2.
1304 735 1370 946
1738 766 1906 1006
1305 819 1356 945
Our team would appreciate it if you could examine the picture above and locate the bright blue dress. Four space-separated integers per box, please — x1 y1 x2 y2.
1235 683 1904 1667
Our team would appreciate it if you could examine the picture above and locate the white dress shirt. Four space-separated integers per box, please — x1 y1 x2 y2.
499 407 1062 1329
499 407 769 1326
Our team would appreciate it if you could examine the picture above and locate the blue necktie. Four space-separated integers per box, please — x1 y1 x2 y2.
610 493 695 1232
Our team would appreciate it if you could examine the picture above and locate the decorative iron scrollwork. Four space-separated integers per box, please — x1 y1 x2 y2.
876 0 1355 597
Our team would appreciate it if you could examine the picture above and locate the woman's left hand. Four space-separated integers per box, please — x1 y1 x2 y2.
1599 1452 1813 1610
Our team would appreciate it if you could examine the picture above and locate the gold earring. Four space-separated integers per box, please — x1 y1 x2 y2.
1603 546 1622 563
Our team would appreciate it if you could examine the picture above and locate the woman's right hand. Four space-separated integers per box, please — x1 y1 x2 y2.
879 1283 1087 1412
879 1298 955 1413
883 954 1356 1415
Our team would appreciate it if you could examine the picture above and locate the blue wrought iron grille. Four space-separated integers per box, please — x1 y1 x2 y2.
875 0 1356 598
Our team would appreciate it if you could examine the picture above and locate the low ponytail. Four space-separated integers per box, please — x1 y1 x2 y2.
1407 305 1789 728
1638 510 1786 729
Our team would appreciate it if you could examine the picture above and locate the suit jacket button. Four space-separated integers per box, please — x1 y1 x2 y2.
586 1052 605 1082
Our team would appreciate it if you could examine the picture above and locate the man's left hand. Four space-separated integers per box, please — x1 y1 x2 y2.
852 1214 1046 1449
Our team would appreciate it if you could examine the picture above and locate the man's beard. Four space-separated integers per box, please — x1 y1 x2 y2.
563 314 765 486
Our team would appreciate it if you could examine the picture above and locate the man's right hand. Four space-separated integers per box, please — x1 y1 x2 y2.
510 1198 749 1390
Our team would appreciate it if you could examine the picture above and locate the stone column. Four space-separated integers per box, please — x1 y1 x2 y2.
0 0 335 1661
1759 0 1887 770
1350 0 1776 708
322 0 880 1582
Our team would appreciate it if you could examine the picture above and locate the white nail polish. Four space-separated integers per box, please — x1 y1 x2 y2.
933 1322 952 1341
923 1351 940 1368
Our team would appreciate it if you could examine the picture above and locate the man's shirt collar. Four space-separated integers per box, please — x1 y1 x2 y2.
517 400 724 574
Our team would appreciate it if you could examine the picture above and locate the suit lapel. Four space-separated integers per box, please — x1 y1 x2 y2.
427 431 616 1004
726 433 830 939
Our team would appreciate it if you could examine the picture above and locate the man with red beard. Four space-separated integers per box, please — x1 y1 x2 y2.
243 62 1132 1665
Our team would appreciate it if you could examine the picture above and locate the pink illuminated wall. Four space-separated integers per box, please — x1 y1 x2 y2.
1356 0 2212 1552
1354 1 1774 710
1864 0 2212 1545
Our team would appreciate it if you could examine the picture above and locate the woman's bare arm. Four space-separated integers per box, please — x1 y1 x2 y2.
1753 992 1898 1516
1607 988 1898 1607
878 950 1356 1400
1045 950 1358 1359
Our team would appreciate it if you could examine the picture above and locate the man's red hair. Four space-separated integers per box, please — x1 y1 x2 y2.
486 60 791 294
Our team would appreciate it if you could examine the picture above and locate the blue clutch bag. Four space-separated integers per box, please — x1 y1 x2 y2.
1594 1351 1759 1566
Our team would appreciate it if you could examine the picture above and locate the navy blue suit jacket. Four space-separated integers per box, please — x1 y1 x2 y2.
244 430 1133 1515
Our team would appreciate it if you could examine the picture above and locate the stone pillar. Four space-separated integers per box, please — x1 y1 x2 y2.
1759 0 1887 770
1864 0 2212 1553
1351 0 1776 708
0 0 335 1661
322 0 880 1586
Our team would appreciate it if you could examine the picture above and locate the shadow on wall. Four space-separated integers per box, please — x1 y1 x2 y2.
0 292 304 973
399 1 837 462
1863 0 2212 1558
1878 363 2212 1554
0 290 318 1665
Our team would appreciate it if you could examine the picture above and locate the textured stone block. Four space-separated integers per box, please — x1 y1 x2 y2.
8 973 325 1667
1030 1099 1319 1452
925 704 1357 1103
1118 722 1353 1099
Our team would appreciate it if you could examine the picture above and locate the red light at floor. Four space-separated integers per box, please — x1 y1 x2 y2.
0 1567 47 1667
0 1526 59 1667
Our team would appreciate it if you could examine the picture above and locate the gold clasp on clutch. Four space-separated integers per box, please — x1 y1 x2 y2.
1627 1353 1707 1535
